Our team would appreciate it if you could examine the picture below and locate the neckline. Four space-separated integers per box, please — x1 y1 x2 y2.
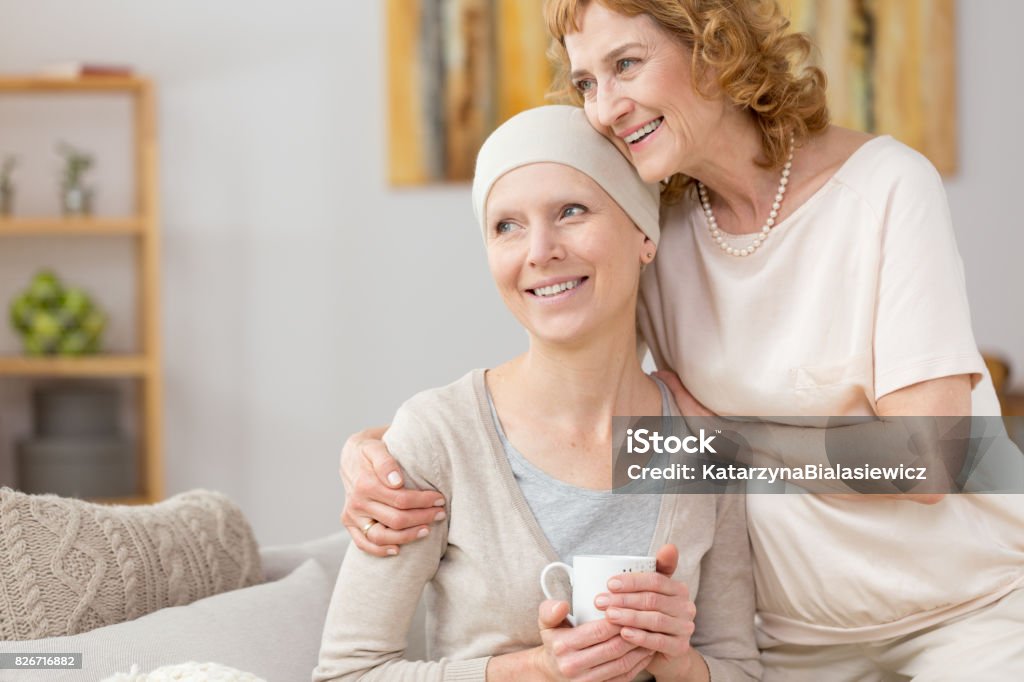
700 134 891 241
472 369 675 564
484 377 674 498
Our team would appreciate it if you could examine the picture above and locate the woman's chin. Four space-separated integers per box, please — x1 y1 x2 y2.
633 157 675 184
527 322 591 349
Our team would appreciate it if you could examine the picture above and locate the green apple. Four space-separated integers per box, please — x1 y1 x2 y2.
81 309 106 338
61 287 92 318
23 335 49 356
9 293 33 333
30 310 61 340
58 330 91 356
27 270 63 307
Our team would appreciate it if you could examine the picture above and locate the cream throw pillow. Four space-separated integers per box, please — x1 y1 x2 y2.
0 488 262 639
101 661 266 681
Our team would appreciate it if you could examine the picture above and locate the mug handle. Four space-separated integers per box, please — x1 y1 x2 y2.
540 561 576 626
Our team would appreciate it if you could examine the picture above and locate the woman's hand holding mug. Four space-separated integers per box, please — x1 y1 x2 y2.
597 545 708 682
534 600 655 682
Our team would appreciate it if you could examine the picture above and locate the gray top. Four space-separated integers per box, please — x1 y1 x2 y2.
486 379 670 563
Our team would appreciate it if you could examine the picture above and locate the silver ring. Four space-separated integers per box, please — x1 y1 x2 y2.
361 520 378 537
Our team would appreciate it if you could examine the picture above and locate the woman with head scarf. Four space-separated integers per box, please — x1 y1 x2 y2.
316 105 759 682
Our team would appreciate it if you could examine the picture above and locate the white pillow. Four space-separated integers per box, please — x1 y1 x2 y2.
101 661 266 681
0 559 332 682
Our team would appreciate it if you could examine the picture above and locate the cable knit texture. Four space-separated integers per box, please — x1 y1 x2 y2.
0 488 262 640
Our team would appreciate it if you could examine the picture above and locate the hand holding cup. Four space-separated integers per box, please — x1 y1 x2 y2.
534 600 655 682
596 544 704 681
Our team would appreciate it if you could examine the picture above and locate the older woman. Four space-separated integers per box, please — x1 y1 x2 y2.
315 105 760 682
341 1 1024 679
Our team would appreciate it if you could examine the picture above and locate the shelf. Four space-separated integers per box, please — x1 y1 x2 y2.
0 75 165 503
0 355 150 377
0 217 145 236
0 75 145 93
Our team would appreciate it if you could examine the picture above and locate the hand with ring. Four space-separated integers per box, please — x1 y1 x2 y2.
340 426 448 557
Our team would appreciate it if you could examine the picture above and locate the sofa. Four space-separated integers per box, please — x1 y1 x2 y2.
0 490 427 681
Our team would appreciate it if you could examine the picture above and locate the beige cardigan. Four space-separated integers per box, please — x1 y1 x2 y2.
314 370 761 681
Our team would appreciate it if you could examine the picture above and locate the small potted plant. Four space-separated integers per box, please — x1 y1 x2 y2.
57 142 95 216
0 154 16 217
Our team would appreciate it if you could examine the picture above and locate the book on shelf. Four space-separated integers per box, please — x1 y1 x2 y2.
37 62 134 79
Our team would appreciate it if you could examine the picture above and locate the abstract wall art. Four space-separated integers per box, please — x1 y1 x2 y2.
387 0 958 183
387 0 551 185
779 0 957 173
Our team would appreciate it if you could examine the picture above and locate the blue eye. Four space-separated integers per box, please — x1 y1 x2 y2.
561 204 586 219
495 220 517 235
617 58 638 72
573 78 595 94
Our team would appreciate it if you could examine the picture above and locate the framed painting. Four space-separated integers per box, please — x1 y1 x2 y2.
779 0 957 173
387 1 958 181
387 0 552 185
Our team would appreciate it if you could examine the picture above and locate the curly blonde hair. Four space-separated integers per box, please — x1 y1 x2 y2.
545 0 830 203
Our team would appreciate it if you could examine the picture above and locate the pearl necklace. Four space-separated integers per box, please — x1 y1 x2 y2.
697 140 794 257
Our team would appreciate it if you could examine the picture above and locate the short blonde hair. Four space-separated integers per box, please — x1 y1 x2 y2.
545 0 830 203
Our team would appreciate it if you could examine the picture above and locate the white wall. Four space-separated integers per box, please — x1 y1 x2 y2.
0 1 1020 545
944 0 1024 383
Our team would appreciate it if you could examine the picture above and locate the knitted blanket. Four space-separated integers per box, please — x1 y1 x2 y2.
0 488 262 640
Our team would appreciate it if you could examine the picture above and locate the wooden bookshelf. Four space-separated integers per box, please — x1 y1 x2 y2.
0 75 144 93
0 75 164 505
0 355 150 377
0 216 145 236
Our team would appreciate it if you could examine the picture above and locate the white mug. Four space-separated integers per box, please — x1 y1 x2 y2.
540 554 657 626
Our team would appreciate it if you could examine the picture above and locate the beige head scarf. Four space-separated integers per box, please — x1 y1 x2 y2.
472 105 661 244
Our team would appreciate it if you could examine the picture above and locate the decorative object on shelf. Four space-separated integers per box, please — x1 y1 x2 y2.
38 61 133 79
0 154 16 216
57 141 96 216
8 269 107 356
15 382 134 498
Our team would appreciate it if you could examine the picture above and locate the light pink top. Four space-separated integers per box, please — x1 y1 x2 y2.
638 135 1024 644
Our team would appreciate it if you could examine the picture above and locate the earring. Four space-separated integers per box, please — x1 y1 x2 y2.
644 251 655 262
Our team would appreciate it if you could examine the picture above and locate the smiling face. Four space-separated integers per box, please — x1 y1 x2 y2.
484 162 651 347
563 2 725 182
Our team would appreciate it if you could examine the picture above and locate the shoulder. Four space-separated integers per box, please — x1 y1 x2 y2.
388 370 483 447
832 135 945 201
385 372 491 489
395 370 481 422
